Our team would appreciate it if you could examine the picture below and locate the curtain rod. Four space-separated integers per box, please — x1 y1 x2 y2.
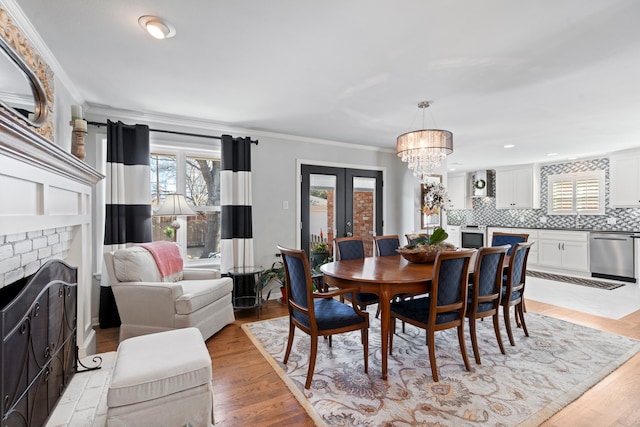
86 121 258 144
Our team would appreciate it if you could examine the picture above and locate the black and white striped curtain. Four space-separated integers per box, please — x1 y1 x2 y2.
220 135 255 273
99 120 152 328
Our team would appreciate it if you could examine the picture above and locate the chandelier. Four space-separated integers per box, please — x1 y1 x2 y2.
396 101 453 182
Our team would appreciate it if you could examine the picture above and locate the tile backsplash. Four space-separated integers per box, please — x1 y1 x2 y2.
447 157 640 231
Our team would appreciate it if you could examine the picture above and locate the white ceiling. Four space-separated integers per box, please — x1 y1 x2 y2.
11 0 640 171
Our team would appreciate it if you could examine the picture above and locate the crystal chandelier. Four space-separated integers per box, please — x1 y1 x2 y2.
396 101 453 183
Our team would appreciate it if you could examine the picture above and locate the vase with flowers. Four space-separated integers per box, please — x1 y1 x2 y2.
399 182 454 263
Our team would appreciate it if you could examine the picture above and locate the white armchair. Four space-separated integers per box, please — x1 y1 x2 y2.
103 245 235 342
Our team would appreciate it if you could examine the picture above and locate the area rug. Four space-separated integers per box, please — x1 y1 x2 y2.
527 270 625 290
243 309 640 426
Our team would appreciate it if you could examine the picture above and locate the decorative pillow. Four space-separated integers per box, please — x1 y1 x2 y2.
113 246 162 283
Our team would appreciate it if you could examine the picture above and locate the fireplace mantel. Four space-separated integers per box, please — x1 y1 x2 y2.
1 111 103 357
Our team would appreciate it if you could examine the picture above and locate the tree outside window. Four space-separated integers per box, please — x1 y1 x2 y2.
150 152 221 260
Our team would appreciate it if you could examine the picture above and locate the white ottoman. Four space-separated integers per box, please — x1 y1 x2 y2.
106 328 214 427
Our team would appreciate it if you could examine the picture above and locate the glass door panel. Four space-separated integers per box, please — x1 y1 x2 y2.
302 165 382 262
349 176 377 257
308 173 336 257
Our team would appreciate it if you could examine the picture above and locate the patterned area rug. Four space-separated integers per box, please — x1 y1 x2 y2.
527 270 626 290
243 309 640 426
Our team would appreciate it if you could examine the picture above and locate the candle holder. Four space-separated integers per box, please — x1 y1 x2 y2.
70 119 87 160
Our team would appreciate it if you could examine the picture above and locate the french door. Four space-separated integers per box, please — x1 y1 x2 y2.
301 165 383 259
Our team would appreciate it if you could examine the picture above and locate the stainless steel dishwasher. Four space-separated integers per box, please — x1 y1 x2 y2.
589 232 635 283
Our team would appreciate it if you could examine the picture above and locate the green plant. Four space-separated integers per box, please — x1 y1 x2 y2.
311 241 329 253
260 261 285 289
163 226 175 239
404 227 449 248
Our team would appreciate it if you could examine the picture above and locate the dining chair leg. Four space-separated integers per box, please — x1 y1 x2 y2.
503 304 516 346
362 327 369 373
427 329 439 382
389 317 395 354
457 324 471 372
492 313 506 355
469 318 481 364
284 321 295 363
305 336 318 389
328 335 333 347
517 303 529 337
375 304 381 319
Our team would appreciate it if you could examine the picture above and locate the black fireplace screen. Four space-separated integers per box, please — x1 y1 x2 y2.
1 260 78 427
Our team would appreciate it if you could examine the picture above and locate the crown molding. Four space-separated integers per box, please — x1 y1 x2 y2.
85 104 395 154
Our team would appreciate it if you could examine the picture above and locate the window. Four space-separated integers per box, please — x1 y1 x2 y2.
547 170 605 215
151 150 221 262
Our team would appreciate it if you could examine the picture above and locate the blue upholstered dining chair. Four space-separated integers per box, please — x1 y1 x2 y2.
466 245 509 364
277 245 369 389
389 249 476 382
334 237 381 315
374 235 400 257
501 241 535 346
491 232 529 255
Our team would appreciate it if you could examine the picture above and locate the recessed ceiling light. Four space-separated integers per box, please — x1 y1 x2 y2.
504 144 515 148
568 157 577 160
138 15 176 39
449 168 457 171
547 153 558 156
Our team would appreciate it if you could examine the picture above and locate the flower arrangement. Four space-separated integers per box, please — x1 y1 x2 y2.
422 182 449 215
311 241 329 253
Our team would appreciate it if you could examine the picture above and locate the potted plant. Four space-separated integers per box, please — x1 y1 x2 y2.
310 241 330 269
398 228 455 263
260 260 286 302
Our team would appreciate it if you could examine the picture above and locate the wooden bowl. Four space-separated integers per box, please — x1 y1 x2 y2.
396 243 456 264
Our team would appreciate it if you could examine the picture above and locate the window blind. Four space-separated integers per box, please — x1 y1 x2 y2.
547 171 604 215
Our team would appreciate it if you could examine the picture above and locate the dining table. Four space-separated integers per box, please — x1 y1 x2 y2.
320 252 510 380
320 254 435 380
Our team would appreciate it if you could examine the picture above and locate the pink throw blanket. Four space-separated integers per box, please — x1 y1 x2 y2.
140 241 183 279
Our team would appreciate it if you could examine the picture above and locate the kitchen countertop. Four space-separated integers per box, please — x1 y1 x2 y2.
485 225 640 234
448 224 639 234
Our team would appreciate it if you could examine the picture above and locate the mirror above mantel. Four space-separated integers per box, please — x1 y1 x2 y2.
0 6 54 142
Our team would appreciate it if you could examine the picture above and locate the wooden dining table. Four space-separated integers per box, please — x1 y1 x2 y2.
320 254 435 380
320 252 510 379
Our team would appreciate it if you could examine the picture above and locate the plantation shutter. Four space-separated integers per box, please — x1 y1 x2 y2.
551 179 574 212
576 177 600 212
547 171 604 215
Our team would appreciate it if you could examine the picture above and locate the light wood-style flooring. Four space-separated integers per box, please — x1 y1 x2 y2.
95 299 640 426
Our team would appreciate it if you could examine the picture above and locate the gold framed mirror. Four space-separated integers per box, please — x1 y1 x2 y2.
0 7 54 141
420 174 443 231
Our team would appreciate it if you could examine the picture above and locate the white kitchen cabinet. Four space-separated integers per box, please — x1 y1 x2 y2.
447 173 472 210
536 230 589 272
445 225 461 247
495 166 540 209
610 154 640 207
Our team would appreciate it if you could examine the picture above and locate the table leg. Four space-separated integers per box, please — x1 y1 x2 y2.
379 288 392 380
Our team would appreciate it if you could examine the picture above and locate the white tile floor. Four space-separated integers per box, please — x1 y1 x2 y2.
526 275 640 319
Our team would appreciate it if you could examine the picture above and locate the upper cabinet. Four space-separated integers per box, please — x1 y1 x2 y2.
495 165 540 209
447 173 472 210
610 153 640 208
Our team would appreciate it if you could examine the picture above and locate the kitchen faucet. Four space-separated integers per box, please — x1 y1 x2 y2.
575 211 581 229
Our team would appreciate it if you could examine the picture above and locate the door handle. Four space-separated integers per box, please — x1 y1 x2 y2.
562 243 565 250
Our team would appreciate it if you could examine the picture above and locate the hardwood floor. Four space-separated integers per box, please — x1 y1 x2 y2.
95 299 640 426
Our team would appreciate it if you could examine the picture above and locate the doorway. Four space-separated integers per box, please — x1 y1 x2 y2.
301 165 383 261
